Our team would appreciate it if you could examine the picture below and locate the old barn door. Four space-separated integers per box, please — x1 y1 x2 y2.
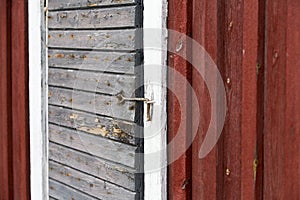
46 1 144 199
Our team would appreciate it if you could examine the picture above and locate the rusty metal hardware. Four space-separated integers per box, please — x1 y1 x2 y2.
253 158 259 180
116 94 155 121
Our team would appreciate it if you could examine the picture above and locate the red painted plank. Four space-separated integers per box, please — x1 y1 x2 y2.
284 0 300 197
0 0 30 199
11 0 30 199
0 0 12 199
191 0 218 199
220 0 244 199
264 0 300 198
241 0 259 199
264 0 288 198
168 0 193 199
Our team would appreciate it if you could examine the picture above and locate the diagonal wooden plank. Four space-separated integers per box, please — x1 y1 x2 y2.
49 143 136 190
48 0 137 10
49 124 136 167
49 105 137 144
48 6 138 29
49 179 99 200
48 30 138 51
48 87 136 121
48 68 136 97
49 162 136 200
48 50 136 74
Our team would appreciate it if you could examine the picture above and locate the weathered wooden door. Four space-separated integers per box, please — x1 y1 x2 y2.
46 1 144 199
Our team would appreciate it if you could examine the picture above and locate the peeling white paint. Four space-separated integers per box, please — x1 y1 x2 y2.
144 0 168 199
29 0 48 199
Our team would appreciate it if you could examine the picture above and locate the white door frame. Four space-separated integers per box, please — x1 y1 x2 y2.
29 0 168 199
29 0 48 199
144 0 168 199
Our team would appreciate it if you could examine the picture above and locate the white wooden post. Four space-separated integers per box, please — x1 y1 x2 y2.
29 0 48 199
144 0 168 199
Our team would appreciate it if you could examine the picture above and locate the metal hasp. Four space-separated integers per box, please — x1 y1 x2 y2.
116 94 155 121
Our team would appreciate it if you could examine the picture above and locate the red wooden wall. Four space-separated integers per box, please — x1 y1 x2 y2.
0 0 30 199
168 0 300 199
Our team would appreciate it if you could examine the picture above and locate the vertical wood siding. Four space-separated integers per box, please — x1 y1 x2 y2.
167 0 193 199
264 0 300 198
168 0 300 199
0 0 12 198
46 1 144 199
191 0 218 199
0 0 30 199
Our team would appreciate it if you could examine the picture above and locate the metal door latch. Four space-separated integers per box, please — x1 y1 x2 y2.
116 94 155 121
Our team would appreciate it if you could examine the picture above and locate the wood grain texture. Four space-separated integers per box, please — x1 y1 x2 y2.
241 0 260 199
191 0 218 199
49 105 136 144
48 30 138 50
11 0 30 199
49 68 136 96
284 0 300 196
190 1 262 199
167 0 193 199
1 0 30 199
264 0 287 199
48 0 137 10
220 0 244 199
48 6 138 29
49 142 136 190
48 87 136 121
49 179 99 200
49 162 136 200
46 2 143 199
0 0 12 198
48 50 136 74
264 0 300 198
49 124 136 168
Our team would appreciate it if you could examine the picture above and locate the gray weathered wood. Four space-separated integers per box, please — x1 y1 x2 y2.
48 68 136 97
48 0 137 10
48 7 137 29
49 179 99 200
48 50 136 74
49 124 136 167
48 105 136 144
47 1 144 198
49 197 58 200
48 30 138 51
48 87 136 121
49 143 136 190
49 162 136 200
